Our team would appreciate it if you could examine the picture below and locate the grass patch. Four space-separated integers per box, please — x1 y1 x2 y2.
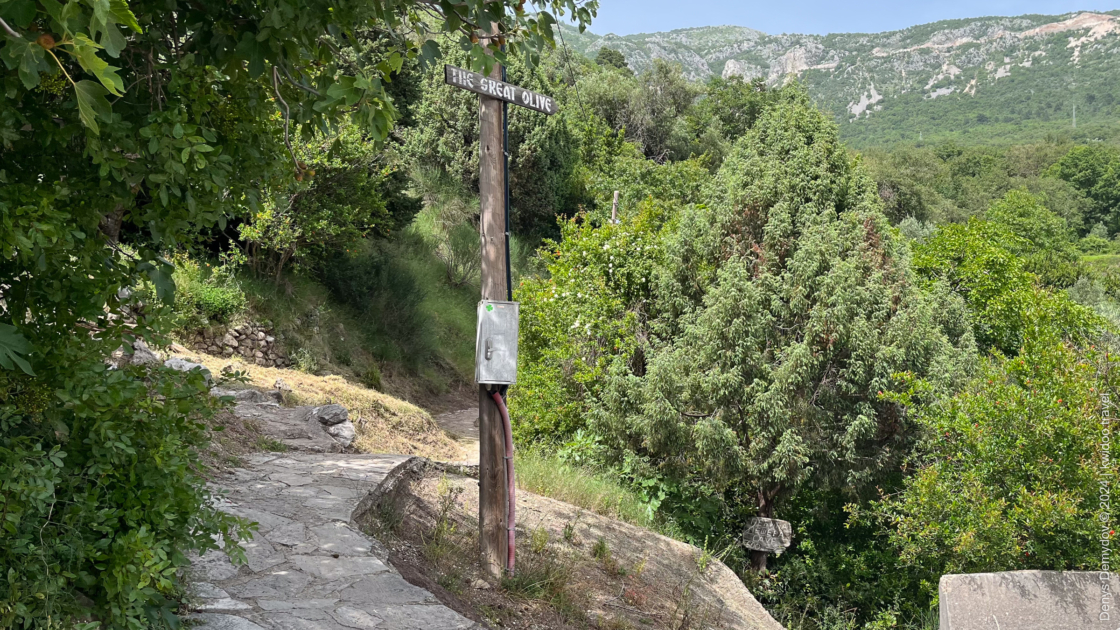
235 235 477 400
397 222 480 380
516 449 672 535
500 553 572 601
255 437 289 452
1082 254 1120 270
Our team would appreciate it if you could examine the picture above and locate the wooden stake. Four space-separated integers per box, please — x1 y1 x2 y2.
611 190 620 224
478 36 509 578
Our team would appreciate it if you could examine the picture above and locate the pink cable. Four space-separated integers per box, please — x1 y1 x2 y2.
491 390 516 574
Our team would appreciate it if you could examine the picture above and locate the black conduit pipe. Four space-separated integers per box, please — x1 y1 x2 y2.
501 59 512 303
490 389 515 574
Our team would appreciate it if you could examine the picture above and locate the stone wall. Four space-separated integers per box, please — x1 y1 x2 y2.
185 322 290 368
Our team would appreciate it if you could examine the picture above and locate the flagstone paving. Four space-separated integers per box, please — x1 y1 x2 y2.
188 450 481 629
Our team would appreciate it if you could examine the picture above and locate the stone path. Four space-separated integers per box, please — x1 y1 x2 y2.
188 415 481 629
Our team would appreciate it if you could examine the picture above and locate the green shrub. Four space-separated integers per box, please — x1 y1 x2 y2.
0 355 252 628
361 364 383 390
859 336 1118 600
291 347 322 374
913 218 1101 355
169 251 248 331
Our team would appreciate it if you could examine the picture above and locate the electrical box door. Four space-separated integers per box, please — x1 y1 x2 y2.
476 300 519 385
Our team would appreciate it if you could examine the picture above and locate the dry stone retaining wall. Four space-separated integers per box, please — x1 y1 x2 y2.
186 323 290 368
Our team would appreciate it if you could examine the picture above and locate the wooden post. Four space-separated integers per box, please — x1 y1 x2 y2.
445 28 557 581
477 37 509 578
611 190 620 224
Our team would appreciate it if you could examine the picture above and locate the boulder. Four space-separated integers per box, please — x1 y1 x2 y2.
164 357 213 385
324 420 356 448
210 388 282 405
130 339 162 367
312 404 349 426
940 571 1120 630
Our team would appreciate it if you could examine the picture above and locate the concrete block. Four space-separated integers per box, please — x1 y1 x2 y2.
940 570 1120 629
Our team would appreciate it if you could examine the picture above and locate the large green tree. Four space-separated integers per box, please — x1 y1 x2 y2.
0 0 595 626
1052 144 1120 233
515 88 976 572
912 216 1099 356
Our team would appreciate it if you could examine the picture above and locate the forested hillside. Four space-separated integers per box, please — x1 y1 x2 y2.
563 11 1120 146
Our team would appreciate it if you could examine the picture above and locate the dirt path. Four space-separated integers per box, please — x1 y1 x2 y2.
431 406 479 465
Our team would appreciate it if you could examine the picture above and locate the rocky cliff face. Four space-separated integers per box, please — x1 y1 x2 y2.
563 11 1120 146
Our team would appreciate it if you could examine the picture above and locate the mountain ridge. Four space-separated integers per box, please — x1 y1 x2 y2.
562 11 1120 146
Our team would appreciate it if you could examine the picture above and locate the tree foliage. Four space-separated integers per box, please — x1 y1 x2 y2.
403 45 584 239
0 0 596 625
1051 143 1120 233
912 217 1100 356
861 335 1118 597
594 46 629 74
515 87 977 572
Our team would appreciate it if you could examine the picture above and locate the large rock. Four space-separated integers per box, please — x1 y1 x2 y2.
164 357 213 385
362 463 785 630
312 404 349 426
129 339 163 367
210 388 282 405
940 570 1120 629
324 420 356 448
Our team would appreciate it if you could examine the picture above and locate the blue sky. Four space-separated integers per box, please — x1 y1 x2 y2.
583 1 1119 36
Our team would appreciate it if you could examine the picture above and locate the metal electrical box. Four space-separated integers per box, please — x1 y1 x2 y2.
476 300 519 385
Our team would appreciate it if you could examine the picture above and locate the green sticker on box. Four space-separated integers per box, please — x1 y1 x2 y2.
486 304 494 312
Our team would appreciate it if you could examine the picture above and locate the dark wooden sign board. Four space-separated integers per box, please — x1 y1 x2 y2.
444 65 558 116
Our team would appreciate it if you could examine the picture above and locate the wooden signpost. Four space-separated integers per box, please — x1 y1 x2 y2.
444 65 559 115
444 59 557 577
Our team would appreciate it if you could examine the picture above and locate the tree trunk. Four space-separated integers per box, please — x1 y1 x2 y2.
100 204 125 244
748 487 778 573
749 549 769 573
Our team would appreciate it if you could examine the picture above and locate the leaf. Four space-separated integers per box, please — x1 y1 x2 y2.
71 34 124 94
0 0 37 29
74 80 111 134
39 0 64 23
2 38 47 89
236 31 265 77
0 323 34 375
98 22 127 58
418 39 441 69
109 0 142 32
137 258 176 303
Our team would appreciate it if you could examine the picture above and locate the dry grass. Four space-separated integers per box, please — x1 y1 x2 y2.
183 350 466 461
